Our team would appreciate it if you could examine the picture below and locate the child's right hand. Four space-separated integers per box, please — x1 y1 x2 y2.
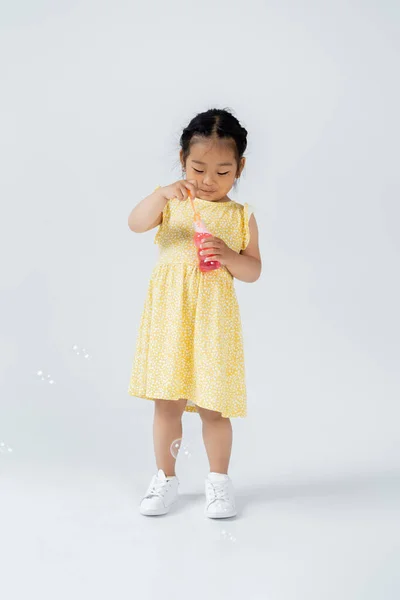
161 179 198 202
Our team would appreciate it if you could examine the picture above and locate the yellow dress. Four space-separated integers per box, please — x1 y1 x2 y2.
128 188 254 418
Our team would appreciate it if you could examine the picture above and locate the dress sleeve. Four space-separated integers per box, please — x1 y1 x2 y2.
241 202 255 250
153 185 169 245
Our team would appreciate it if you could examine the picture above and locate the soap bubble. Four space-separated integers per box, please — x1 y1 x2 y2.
170 438 192 459
220 529 236 543
170 439 181 458
72 345 91 359
36 370 55 384
0 441 13 454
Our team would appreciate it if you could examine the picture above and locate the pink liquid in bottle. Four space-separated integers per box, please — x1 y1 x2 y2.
193 219 221 272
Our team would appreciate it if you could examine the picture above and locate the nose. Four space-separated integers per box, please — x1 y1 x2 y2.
203 174 215 186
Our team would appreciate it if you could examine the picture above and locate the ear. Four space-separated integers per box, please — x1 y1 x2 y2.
237 157 246 177
179 149 185 170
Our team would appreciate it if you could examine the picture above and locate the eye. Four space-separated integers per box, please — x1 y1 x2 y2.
193 168 230 176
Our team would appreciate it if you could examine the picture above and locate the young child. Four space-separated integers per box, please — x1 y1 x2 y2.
127 108 262 518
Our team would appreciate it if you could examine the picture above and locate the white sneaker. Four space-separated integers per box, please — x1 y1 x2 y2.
204 472 237 518
139 469 179 516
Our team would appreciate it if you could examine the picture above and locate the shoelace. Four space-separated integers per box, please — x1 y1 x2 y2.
145 477 171 499
206 480 230 504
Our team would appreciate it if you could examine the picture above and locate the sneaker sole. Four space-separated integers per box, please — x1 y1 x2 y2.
140 506 168 516
204 507 237 519
139 497 179 516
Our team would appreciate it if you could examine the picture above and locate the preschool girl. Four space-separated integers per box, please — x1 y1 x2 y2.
127 108 261 517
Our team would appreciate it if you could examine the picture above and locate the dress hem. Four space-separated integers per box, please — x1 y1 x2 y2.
127 389 247 419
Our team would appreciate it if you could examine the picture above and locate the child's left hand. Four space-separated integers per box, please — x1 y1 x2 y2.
200 236 235 266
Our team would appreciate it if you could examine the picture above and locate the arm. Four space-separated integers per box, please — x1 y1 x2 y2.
200 213 262 283
128 188 168 233
224 214 262 283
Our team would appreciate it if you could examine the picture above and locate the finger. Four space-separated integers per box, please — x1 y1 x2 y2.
176 185 186 200
200 248 219 256
200 239 220 248
199 246 218 254
204 254 221 262
185 180 198 198
182 184 193 200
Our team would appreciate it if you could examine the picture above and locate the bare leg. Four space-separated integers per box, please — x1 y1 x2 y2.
197 406 232 474
153 398 187 477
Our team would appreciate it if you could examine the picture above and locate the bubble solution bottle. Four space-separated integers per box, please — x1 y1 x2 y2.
193 218 221 273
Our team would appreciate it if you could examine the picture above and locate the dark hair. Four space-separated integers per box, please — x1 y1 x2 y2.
179 108 248 182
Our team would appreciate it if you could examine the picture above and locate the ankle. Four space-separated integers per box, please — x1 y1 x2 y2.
159 471 176 478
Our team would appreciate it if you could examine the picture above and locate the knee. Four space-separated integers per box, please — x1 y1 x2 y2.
154 398 187 419
197 406 225 423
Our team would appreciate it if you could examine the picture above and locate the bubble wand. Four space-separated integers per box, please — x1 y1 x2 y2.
187 189 201 225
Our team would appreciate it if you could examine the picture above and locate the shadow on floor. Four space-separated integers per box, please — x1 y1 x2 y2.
234 468 400 514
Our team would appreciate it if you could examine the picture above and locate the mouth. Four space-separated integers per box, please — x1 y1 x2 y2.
200 190 216 194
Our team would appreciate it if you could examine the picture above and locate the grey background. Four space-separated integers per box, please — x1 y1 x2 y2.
0 1 399 599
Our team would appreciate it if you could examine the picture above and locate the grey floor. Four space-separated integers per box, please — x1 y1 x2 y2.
1 451 399 600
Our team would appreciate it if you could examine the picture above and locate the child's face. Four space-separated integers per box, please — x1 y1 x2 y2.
181 137 245 201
